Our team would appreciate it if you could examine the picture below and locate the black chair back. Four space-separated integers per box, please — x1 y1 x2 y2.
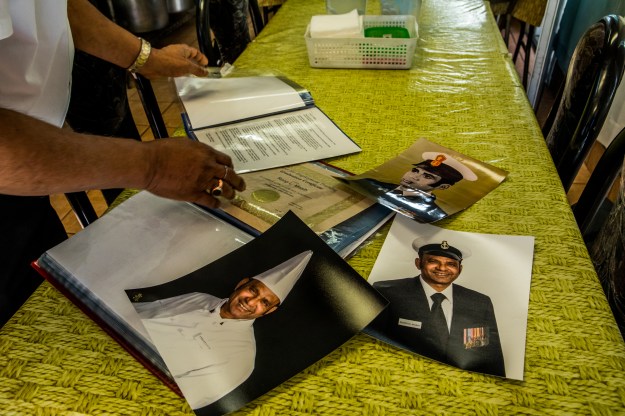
195 0 264 66
586 149 625 340
574 126 625 242
544 15 625 193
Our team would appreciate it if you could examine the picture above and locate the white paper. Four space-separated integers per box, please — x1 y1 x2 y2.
193 107 361 173
44 192 253 341
368 215 534 380
174 76 308 129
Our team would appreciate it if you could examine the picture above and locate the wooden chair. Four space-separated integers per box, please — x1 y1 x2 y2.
543 15 625 193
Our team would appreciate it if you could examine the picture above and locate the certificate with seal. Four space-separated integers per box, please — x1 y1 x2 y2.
218 162 377 234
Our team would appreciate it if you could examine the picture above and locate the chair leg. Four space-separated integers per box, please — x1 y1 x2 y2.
131 73 168 140
502 0 519 46
522 25 535 87
262 7 270 23
503 14 513 46
513 21 526 62
261 5 281 26
65 191 99 228
249 0 265 35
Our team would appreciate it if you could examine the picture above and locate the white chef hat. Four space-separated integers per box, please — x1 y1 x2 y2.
254 250 312 302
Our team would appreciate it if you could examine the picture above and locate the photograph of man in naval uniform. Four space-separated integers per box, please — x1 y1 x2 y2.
340 138 508 223
369 239 505 376
131 251 312 410
365 215 534 380
358 152 477 222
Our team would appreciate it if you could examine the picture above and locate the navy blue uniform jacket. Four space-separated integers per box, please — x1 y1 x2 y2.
368 277 505 377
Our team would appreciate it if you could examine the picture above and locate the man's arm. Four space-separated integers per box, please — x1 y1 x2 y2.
0 108 244 208
67 0 208 78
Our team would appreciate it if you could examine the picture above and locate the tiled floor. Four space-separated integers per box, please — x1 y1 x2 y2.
50 12 586 237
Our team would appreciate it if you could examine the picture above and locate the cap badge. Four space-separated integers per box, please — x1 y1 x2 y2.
430 154 447 167
440 241 450 249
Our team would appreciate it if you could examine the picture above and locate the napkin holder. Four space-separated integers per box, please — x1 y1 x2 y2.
305 15 418 69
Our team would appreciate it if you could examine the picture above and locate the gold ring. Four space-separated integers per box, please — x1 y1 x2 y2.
221 166 229 180
210 179 224 196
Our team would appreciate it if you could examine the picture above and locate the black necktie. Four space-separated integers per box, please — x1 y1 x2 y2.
431 293 449 346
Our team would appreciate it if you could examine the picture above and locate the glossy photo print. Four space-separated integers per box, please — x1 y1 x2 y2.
126 212 387 416
340 138 508 223
364 214 534 380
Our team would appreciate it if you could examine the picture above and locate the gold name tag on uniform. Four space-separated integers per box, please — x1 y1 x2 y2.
398 318 422 329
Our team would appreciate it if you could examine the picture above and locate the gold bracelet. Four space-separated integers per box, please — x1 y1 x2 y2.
127 37 151 73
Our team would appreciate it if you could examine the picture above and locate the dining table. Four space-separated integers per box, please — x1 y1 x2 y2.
2 0 625 414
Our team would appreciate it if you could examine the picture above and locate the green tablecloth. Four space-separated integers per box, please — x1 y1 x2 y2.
2 0 624 414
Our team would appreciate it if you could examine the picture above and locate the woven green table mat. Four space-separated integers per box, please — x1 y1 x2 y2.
1 0 624 414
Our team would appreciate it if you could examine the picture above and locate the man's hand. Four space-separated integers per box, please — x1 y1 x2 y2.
0 108 244 205
139 44 210 79
143 138 246 208
68 0 210 78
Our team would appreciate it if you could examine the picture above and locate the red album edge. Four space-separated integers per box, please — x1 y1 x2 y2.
31 260 183 397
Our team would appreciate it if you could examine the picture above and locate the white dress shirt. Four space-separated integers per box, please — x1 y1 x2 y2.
136 292 256 409
0 1 73 127
419 276 454 331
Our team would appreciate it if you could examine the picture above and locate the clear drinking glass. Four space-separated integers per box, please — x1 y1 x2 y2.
325 0 367 15
380 0 421 19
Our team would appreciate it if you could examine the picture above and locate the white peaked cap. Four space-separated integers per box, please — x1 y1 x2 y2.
254 250 313 302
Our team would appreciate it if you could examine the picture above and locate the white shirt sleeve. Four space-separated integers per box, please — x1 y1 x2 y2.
0 0 13 40
134 292 219 319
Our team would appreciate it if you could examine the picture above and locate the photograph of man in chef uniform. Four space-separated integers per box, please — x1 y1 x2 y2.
131 251 312 410
126 212 387 416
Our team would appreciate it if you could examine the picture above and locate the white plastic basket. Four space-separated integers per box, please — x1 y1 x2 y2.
305 15 418 69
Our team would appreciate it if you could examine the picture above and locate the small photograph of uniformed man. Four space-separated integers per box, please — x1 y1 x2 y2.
340 138 508 223
365 214 534 380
